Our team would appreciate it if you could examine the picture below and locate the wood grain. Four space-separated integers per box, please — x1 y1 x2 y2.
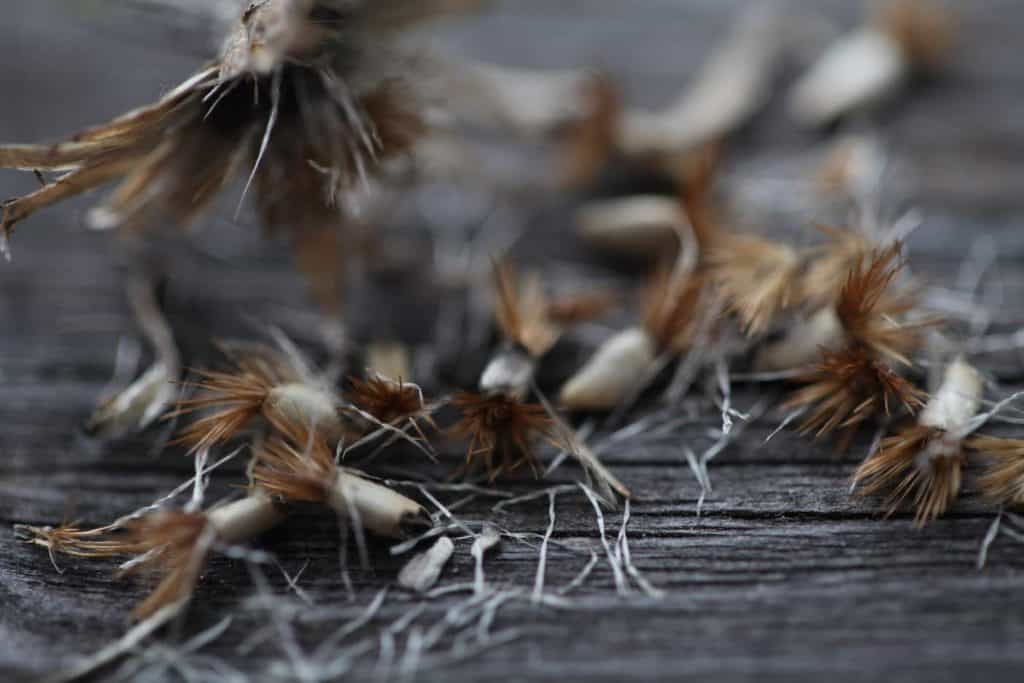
2 1 1024 681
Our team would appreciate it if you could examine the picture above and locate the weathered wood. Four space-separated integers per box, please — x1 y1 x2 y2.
3 1 1024 681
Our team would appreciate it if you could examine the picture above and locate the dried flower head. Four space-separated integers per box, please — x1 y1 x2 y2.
853 425 962 526
970 436 1024 506
873 0 956 70
492 261 560 358
0 0 488 307
448 392 564 480
835 245 933 365
784 346 925 447
707 234 801 336
640 267 706 354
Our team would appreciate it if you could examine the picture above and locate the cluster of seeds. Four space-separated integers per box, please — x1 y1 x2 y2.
5 0 1024 660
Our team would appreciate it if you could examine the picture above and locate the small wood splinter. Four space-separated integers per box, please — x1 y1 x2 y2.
789 0 955 127
853 357 982 526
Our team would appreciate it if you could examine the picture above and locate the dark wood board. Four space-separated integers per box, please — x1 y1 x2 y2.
2 1 1024 681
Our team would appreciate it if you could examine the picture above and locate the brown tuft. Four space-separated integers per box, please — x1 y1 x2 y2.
640 267 706 353
874 0 956 70
835 245 934 365
252 419 336 504
17 522 145 562
170 351 295 451
969 435 1024 506
559 75 622 188
784 346 925 448
120 512 211 620
707 234 801 336
853 424 962 526
800 225 875 307
448 392 563 481
492 261 560 358
346 373 437 442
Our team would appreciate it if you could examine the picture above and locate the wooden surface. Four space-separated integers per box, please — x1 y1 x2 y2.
3 1 1024 681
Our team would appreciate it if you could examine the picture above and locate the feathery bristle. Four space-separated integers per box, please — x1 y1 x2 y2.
346 373 436 442
492 261 560 358
16 522 145 564
448 392 562 481
119 512 211 620
970 435 1024 506
835 245 933 365
707 234 800 335
252 420 336 503
800 225 874 307
170 352 293 451
0 0 430 258
784 346 925 446
853 425 962 526
640 267 706 353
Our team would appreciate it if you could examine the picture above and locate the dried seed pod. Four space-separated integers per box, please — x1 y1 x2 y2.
789 0 954 127
707 234 801 336
575 195 688 257
559 327 658 411
754 308 845 373
619 4 786 156
448 392 564 480
480 262 562 398
20 494 285 620
434 59 594 137
853 356 982 526
172 347 345 451
253 423 429 537
560 265 703 411
0 0 506 313
86 276 182 439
